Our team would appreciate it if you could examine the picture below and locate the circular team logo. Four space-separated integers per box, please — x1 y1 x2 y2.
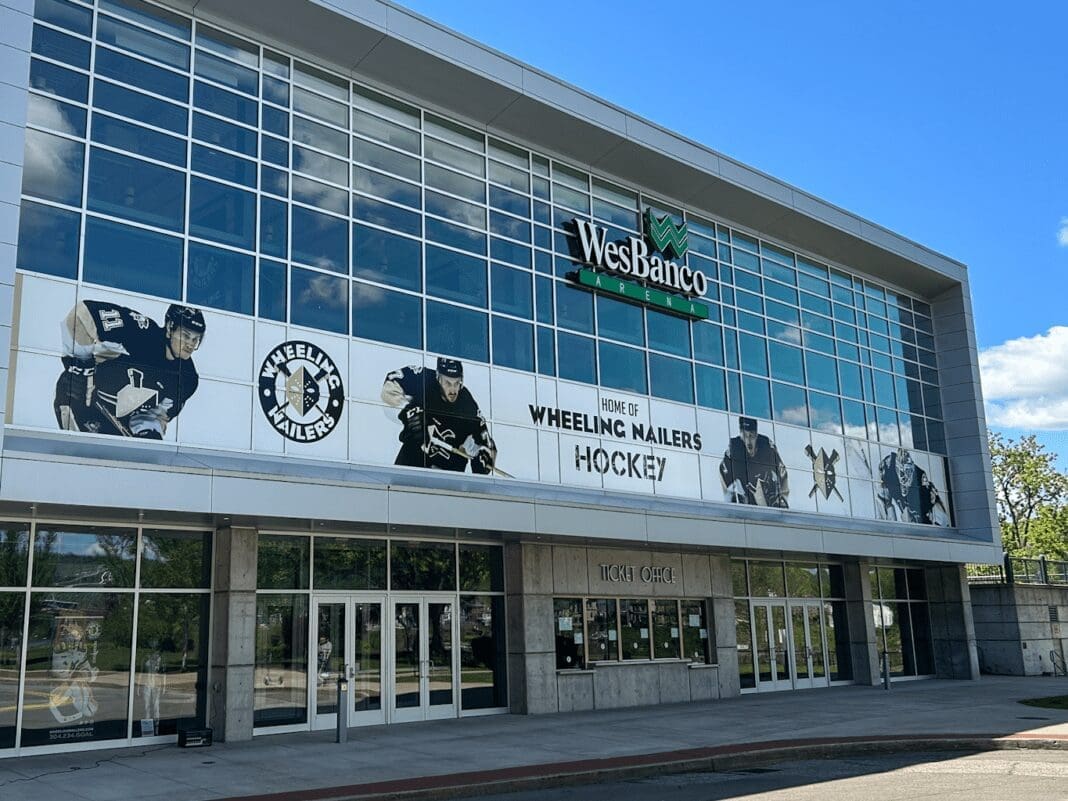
259 340 344 442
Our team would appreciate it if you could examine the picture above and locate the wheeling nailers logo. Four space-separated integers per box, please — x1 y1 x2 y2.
644 209 689 259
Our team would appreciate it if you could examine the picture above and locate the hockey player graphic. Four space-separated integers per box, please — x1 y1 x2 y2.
876 448 949 525
381 357 498 474
719 416 790 508
53 300 206 439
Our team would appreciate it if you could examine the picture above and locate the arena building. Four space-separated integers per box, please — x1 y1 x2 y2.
0 0 999 755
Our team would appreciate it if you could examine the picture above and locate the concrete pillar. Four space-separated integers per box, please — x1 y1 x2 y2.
504 541 556 714
709 554 739 697
925 564 980 679
843 561 879 684
209 526 258 741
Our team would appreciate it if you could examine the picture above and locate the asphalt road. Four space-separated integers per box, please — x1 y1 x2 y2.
448 750 1068 801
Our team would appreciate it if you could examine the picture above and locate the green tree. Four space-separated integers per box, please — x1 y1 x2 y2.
988 432 1068 556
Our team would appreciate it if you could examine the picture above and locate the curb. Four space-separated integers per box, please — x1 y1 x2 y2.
213 732 1068 801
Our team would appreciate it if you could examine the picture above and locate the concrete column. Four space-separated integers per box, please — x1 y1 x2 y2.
709 554 739 697
504 541 556 714
925 564 980 679
209 526 258 741
843 561 879 684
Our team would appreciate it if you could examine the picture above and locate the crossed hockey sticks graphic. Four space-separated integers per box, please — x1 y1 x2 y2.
427 433 514 478
804 444 844 501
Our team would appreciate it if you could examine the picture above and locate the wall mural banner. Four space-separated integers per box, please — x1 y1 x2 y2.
9 273 951 527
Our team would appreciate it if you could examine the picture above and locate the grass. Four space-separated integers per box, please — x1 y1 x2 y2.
1020 696 1068 710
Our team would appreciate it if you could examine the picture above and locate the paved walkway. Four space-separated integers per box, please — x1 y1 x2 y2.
1 676 1067 801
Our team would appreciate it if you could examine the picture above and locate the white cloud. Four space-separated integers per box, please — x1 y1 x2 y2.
1059 217 1068 247
979 326 1068 429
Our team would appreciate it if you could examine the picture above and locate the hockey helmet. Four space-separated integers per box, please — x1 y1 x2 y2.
165 304 207 336
436 357 463 379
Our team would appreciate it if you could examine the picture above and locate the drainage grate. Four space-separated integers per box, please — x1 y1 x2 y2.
731 767 780 774
1051 606 1060 623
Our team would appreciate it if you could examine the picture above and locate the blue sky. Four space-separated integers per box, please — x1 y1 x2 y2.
398 0 1068 467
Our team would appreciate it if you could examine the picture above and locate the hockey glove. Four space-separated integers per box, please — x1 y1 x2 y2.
59 356 96 409
474 445 496 474
398 404 424 444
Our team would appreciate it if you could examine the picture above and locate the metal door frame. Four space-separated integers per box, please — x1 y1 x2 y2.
388 594 458 723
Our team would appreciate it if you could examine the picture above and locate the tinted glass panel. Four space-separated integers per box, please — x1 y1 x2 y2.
0 526 29 587
599 342 646 394
353 224 421 291
189 177 255 249
187 242 254 314
22 128 84 205
313 537 386 590
32 527 136 588
426 301 488 362
354 167 420 209
87 148 184 231
696 364 727 410
290 267 348 334
597 296 644 346
558 332 595 384
426 246 487 306
490 263 532 317
193 81 257 125
95 48 188 101
258 258 286 322
84 217 183 299
16 200 80 278
30 58 89 103
256 535 310 590
291 206 347 272
352 282 422 349
29 93 87 137
32 24 91 68
353 196 421 237
253 594 308 726
390 541 456 591
650 354 694 403
140 530 211 589
556 283 594 333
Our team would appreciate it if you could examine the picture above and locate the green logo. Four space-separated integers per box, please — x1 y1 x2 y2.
644 210 688 259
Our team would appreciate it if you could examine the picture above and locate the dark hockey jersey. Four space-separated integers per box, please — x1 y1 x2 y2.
54 301 199 438
389 365 490 472
719 434 790 508
877 451 942 524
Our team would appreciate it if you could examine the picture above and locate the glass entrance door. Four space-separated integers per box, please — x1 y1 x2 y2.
751 601 792 691
390 597 456 723
751 599 830 692
311 596 384 729
790 601 830 689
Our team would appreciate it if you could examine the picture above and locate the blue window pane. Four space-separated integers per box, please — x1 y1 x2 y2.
290 266 348 334
596 295 643 346
32 24 90 68
536 325 555 376
28 94 86 137
739 333 768 376
16 200 80 278
354 168 420 209
558 332 595 384
533 225 552 250
809 391 842 435
22 129 83 205
291 206 347 273
193 113 257 157
93 81 187 134
426 301 488 363
492 316 534 371
259 197 287 259
769 341 804 384
353 282 422 349
95 48 189 102
556 283 593 334
189 177 255 249
425 245 486 306
354 138 420 182
534 249 552 275
187 242 254 314
599 341 646 394
87 148 184 231
194 81 257 125
35 0 93 35
650 354 694 404
99 0 190 39
261 135 288 166
91 115 186 166
535 276 553 324
771 381 808 426
83 216 182 298
490 263 532 317
353 224 421 291
191 144 256 187
261 166 288 197
263 76 289 106
647 310 691 357
194 50 258 95
490 237 530 268
490 211 530 242
727 371 741 413
258 259 286 322
353 196 420 237
741 374 770 420
696 364 727 411
29 58 88 103
489 185 529 217
425 217 486 255
262 105 288 137
806 351 839 394
97 15 189 70
292 176 347 214
693 321 723 365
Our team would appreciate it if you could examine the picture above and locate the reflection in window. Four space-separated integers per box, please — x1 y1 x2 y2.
425 246 486 306
353 224 421 292
32 527 136 588
650 354 694 404
558 332 596 384
22 128 84 206
599 341 647 394
460 595 507 710
312 537 386 590
681 599 711 664
390 541 456 591
492 316 534 372
187 243 254 315
0 592 23 748
426 301 488 363
353 282 422 349
84 216 184 299
586 598 617 661
254 594 308 727
290 267 349 334
16 200 80 279
554 598 584 669
256 535 310 590
189 176 256 249
140 530 211 589
736 601 755 689
292 206 348 273
620 599 650 660
651 598 680 659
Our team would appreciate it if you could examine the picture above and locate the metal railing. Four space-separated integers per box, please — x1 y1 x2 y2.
966 555 1068 586
1052 650 1067 678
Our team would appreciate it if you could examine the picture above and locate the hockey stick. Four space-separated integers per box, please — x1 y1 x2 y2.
94 401 133 437
427 433 514 478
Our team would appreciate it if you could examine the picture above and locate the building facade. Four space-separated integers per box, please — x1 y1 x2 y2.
0 0 999 755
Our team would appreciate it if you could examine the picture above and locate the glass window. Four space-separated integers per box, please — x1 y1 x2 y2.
353 196 421 238
769 341 804 384
426 163 485 204
0 592 23 747
93 114 185 166
732 560 749 596
254 594 308 726
426 246 487 306
557 332 595 384
490 263 532 318
696 364 727 410
292 86 346 127
599 341 647 394
805 351 839 394
489 185 529 217
742 375 771 419
748 561 785 597
191 144 256 187
537 326 555 377
354 167 420 209
490 237 530 269
192 113 256 158
262 106 288 138
459 544 504 592
97 14 189 69
257 535 310 590
292 207 347 273
553 598 584 669
390 541 455 591
83 216 183 299
22 128 84 206
739 333 768 376
291 266 348 334
354 138 420 182
312 537 386 590
680 599 711 664
771 381 808 427
426 301 488 362
0 526 29 587
647 311 691 357
353 224 421 292
809 391 842 434
491 316 534 371
736 601 755 689
353 112 420 153
95 48 188 102
651 598 681 659
87 148 184 231
426 136 485 176
556 283 594 333
189 177 255 250
139 530 210 589
426 218 486 256
30 58 89 103
586 598 618 661
32 23 91 68
459 595 506 710
693 322 723 365
259 259 286 322
293 147 348 189
16 200 80 279
27 91 85 137
650 354 694 404
36 0 93 34
259 197 287 259
619 599 650 660
597 295 644 346
353 282 422 350
426 190 485 230
187 242 254 315
194 81 257 126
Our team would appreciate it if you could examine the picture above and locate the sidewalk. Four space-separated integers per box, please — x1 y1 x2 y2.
1 676 1067 801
